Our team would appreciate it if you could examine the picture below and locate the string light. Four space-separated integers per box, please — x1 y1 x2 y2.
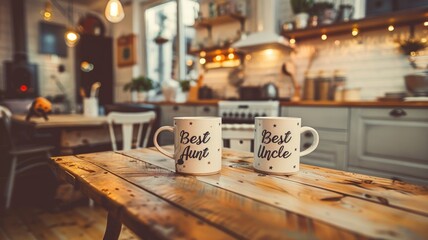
227 53 235 60
199 58 206 64
351 27 359 36
41 1 53 21
65 29 80 47
334 40 340 46
321 34 327 40
388 25 395 32
424 21 428 27
289 38 296 44
200 51 206 57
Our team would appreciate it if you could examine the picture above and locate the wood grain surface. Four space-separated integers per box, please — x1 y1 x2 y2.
50 147 428 240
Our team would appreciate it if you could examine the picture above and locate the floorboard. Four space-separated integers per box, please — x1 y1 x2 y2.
0 206 139 240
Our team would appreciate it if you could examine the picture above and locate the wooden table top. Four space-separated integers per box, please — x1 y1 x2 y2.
49 147 428 240
12 114 107 128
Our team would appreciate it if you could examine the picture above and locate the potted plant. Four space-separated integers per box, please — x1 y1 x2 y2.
291 0 313 29
123 76 155 102
178 79 194 102
310 2 336 25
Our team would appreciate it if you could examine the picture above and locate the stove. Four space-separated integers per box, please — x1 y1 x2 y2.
218 101 280 123
219 101 280 152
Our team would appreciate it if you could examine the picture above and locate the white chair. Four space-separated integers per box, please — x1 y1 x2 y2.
222 124 255 152
107 111 156 151
1 105 53 209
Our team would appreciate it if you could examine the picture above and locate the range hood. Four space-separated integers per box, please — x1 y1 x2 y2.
232 0 291 51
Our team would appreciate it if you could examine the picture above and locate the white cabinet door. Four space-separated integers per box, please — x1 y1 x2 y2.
195 105 218 116
349 108 428 184
283 106 350 170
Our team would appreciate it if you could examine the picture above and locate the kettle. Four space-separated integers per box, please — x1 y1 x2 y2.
261 83 278 100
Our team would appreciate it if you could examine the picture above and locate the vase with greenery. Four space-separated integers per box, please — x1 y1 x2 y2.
291 0 313 29
123 76 155 102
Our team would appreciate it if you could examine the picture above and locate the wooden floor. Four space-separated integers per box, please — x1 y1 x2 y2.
0 206 139 240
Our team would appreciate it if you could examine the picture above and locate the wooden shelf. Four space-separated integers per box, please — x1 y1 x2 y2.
193 14 246 29
188 44 239 56
282 7 428 40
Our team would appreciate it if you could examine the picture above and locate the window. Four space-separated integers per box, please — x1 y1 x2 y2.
145 0 199 85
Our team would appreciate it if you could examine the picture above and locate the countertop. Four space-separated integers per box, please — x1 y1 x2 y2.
140 100 428 108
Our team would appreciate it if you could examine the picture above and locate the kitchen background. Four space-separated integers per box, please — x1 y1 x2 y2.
0 0 427 104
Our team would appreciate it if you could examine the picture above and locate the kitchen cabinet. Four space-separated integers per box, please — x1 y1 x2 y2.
282 106 349 170
349 107 428 185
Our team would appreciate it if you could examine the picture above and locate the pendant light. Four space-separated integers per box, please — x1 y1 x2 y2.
64 0 80 47
41 1 53 21
105 0 125 23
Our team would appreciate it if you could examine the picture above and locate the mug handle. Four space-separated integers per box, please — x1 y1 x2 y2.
300 126 319 157
153 126 174 159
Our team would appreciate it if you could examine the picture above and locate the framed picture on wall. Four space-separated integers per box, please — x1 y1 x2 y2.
117 34 136 67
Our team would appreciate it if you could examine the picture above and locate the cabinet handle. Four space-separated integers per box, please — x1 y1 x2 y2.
304 132 313 138
303 143 311 149
203 107 210 112
389 108 406 117
173 106 179 111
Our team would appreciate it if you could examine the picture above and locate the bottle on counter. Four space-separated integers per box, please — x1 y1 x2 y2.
209 0 217 18
332 70 346 101
303 71 316 101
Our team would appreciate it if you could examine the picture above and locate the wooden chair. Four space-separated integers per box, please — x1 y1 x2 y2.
107 111 156 151
222 123 255 152
0 105 53 209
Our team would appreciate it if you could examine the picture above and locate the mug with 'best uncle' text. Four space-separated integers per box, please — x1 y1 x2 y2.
153 117 222 175
254 117 319 175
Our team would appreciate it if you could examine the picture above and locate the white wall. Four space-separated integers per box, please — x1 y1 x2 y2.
200 0 428 100
0 0 110 110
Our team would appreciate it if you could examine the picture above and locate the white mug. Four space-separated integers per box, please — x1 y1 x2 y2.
254 117 319 175
83 97 98 117
153 117 222 175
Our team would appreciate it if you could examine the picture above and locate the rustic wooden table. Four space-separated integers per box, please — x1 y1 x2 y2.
12 114 111 154
49 147 428 240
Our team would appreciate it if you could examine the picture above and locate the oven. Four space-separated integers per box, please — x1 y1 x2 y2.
219 101 280 152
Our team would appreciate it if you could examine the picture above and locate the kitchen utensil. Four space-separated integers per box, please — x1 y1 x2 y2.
337 4 354 21
239 86 261 100
228 66 245 87
281 61 301 101
404 74 428 96
90 82 101 98
261 83 278 100
198 86 213 99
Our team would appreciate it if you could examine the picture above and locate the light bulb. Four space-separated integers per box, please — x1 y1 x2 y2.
199 58 206 64
289 38 296 44
352 27 359 36
388 25 394 31
321 34 327 40
65 29 80 47
41 1 53 21
105 0 125 23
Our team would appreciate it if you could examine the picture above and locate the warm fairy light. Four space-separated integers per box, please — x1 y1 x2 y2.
410 51 417 57
200 51 206 57
334 40 340 46
245 54 251 61
421 38 427 43
228 48 234 53
214 55 222 62
65 29 80 47
351 27 359 36
388 25 395 32
41 1 53 21
321 34 327 40
227 53 235 59
424 21 428 27
199 58 206 64
289 38 296 44
186 59 193 66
